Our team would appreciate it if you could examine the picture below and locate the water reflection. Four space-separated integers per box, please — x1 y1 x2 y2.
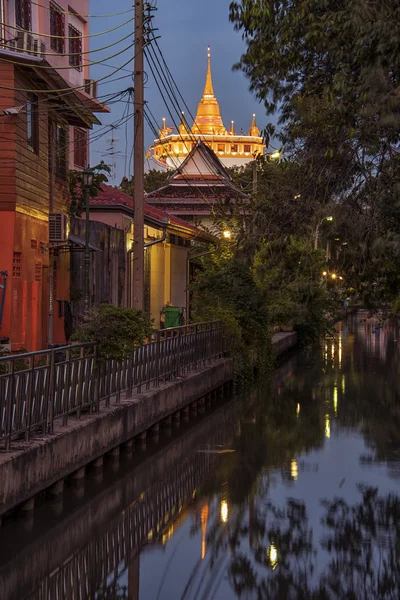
2 312 400 599
132 311 400 599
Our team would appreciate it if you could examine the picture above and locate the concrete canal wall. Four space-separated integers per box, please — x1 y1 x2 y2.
0 332 297 518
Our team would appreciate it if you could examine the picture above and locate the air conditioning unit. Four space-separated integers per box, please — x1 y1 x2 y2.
49 213 68 243
10 32 46 57
84 78 98 99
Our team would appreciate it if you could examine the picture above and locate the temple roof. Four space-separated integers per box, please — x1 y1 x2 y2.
146 141 246 211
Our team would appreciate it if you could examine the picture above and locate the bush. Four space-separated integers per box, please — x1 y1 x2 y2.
72 304 153 361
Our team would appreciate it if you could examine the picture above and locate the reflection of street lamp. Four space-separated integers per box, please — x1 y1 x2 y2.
83 167 94 315
268 543 279 570
314 216 333 250
220 500 229 523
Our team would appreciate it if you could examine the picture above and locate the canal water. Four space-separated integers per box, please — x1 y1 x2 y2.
1 311 400 599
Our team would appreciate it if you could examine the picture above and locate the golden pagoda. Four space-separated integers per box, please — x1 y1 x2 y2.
151 47 265 168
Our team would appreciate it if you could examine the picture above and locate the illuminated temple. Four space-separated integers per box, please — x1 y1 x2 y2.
150 48 265 168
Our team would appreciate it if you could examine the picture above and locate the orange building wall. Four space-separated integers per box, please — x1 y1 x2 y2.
0 65 70 351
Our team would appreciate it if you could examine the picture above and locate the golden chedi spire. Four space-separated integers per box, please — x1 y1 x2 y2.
193 46 226 136
249 113 261 137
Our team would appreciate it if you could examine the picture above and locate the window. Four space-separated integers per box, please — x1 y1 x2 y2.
30 239 37 249
68 24 82 71
35 263 42 282
50 3 65 54
27 93 39 153
217 144 225 153
55 123 67 179
74 127 87 168
15 0 32 31
13 252 22 278
231 144 238 153
244 144 251 153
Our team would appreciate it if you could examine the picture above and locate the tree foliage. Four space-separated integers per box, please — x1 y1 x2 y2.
72 304 153 361
120 168 170 195
230 0 400 310
69 161 110 217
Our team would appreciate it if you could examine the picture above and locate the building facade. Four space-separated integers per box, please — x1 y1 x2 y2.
87 184 214 327
150 48 265 169
0 0 106 351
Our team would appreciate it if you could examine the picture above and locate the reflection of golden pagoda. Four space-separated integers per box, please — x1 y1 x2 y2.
151 47 265 168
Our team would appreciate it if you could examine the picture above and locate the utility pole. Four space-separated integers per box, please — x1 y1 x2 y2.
133 0 145 310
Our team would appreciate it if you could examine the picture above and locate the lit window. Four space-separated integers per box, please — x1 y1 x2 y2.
231 144 238 153
69 24 82 71
16 0 32 31
217 144 225 153
74 127 87 169
244 144 251 153
50 3 65 53
27 93 39 153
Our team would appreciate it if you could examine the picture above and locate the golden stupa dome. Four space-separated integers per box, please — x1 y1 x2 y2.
193 47 226 136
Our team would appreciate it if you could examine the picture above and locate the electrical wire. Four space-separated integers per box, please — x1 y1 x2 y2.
0 16 135 40
0 43 148 93
28 2 133 18
0 39 134 71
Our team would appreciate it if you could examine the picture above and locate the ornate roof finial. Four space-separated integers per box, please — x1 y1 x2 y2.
203 45 214 98
178 111 189 135
249 113 260 137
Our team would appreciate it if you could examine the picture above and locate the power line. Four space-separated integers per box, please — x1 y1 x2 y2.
0 16 134 40
0 40 134 71
28 2 133 18
0 44 147 93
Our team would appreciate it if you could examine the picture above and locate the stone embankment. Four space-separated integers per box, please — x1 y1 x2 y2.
0 332 297 519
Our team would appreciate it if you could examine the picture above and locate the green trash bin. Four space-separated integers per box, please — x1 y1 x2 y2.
164 306 181 328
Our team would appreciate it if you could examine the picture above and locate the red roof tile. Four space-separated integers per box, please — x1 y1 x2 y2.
90 184 211 238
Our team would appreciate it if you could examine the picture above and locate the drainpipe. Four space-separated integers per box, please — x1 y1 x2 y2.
127 227 167 308
0 0 5 44
48 122 55 346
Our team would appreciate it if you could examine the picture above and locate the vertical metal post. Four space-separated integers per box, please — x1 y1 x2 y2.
177 328 181 377
5 359 14 451
48 349 55 433
84 185 91 314
155 330 160 387
26 355 34 441
133 0 145 310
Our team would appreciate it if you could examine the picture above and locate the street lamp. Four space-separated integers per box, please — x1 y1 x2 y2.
223 230 232 240
83 166 94 315
269 150 281 160
314 216 333 250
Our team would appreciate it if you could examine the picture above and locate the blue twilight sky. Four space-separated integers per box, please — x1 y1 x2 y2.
88 0 272 184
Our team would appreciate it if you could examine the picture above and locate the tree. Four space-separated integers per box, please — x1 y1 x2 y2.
230 0 400 310
120 168 170 195
69 161 110 217
72 304 153 361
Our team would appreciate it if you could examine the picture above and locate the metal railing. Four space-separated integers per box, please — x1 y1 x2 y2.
0 321 227 450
